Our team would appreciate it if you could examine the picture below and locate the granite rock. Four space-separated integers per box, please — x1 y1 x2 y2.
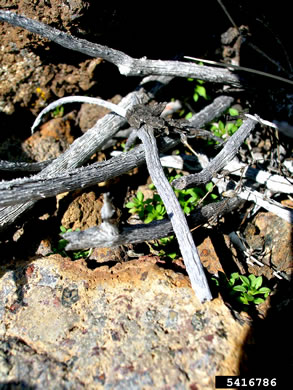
0 255 251 389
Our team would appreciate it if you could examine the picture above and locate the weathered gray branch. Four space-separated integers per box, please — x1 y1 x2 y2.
0 96 234 209
31 96 127 133
0 10 243 86
172 118 257 189
0 159 52 172
0 89 147 229
63 197 243 248
136 123 212 302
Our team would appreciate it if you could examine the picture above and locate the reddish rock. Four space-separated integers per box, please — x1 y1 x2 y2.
0 255 252 389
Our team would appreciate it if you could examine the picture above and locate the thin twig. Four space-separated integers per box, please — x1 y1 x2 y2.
237 188 293 224
172 117 257 189
0 89 146 230
31 96 127 133
184 56 293 86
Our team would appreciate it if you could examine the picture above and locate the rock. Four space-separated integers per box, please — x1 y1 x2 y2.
0 1 103 119
0 254 252 389
198 236 224 276
61 191 103 231
78 95 122 132
22 114 76 161
244 211 293 279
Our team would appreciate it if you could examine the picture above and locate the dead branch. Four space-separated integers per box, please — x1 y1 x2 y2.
31 96 127 133
172 117 257 189
0 88 146 230
0 10 243 86
0 96 234 209
63 198 242 247
237 188 293 224
0 159 52 173
135 121 212 302
223 159 293 194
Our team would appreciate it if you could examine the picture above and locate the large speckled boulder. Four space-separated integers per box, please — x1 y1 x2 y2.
0 255 251 389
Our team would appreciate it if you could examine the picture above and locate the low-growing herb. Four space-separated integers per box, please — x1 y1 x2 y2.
212 272 271 306
210 107 242 138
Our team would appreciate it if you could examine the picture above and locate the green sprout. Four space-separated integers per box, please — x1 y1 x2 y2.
125 191 166 224
210 107 242 138
125 190 146 220
212 272 271 306
52 105 64 118
184 78 208 119
152 235 178 259
126 172 218 259
190 79 208 102
126 172 218 225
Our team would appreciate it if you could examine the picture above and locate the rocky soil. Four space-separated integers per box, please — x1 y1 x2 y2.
0 1 292 389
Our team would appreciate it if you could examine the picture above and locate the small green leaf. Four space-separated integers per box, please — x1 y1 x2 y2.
185 112 193 119
193 93 199 102
253 297 265 305
60 226 67 233
218 120 225 131
125 202 136 208
254 276 263 290
239 295 249 305
205 183 213 192
226 122 235 133
228 108 239 116
229 272 240 283
258 287 271 294
144 215 154 224
195 85 207 99
248 274 257 288
242 292 254 302
239 275 250 287
137 191 144 202
248 288 261 296
232 285 247 293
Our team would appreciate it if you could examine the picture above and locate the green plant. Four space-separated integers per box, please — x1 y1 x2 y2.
189 78 208 102
126 172 218 225
152 235 178 259
52 105 64 118
210 107 242 138
126 174 218 260
51 226 91 259
213 272 271 306
231 273 271 305
184 78 208 119
144 195 166 223
125 191 146 220
169 173 218 213
125 191 166 224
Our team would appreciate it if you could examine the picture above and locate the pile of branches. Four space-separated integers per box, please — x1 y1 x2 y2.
0 10 292 303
